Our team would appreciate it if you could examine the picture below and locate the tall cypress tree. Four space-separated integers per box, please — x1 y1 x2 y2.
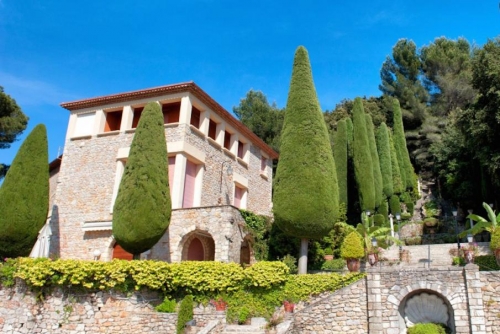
389 131 404 194
392 99 414 190
345 117 354 158
376 122 394 198
113 102 171 258
365 114 383 208
352 98 375 211
273 46 339 274
0 124 49 258
334 119 348 206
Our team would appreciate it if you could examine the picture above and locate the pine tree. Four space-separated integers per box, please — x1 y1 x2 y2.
334 119 348 206
392 99 414 190
365 114 383 208
352 98 375 211
376 123 394 198
0 124 48 258
273 46 339 274
113 102 171 258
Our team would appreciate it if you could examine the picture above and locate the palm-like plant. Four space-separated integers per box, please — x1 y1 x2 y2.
460 202 500 237
336 212 401 253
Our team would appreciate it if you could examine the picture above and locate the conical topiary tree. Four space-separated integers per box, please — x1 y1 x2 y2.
273 46 339 274
376 122 394 198
365 113 383 208
334 119 348 206
352 98 375 212
113 102 171 259
345 117 354 158
389 131 404 194
392 99 414 190
0 124 49 258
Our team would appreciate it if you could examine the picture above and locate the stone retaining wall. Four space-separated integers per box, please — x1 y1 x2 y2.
0 286 223 334
479 271 500 333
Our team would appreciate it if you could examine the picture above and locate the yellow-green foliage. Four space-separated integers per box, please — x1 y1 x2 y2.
490 229 500 251
340 232 365 259
2 258 365 324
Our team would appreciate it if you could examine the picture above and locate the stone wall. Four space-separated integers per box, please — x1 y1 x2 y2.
479 271 500 333
0 286 224 334
290 279 368 333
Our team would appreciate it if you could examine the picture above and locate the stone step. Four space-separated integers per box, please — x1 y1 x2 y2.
222 324 266 333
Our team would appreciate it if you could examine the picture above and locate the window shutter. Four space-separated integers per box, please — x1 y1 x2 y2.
182 160 197 208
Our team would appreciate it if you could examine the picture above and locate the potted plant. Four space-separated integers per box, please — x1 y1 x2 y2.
283 300 295 313
210 297 228 311
461 243 478 264
323 247 334 261
340 231 365 272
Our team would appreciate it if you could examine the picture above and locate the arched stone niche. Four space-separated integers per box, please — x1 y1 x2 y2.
180 230 215 261
398 290 455 333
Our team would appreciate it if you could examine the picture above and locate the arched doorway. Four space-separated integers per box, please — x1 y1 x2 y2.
240 236 253 265
112 243 133 260
181 231 215 261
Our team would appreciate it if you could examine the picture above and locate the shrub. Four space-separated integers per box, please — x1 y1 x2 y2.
452 256 465 266
390 195 401 215
321 259 345 271
155 297 177 313
373 214 385 226
490 228 500 251
280 255 298 274
407 322 450 334
475 255 500 271
177 295 194 334
340 232 365 259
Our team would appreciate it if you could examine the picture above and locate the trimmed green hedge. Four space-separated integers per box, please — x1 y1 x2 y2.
475 255 500 271
0 258 365 323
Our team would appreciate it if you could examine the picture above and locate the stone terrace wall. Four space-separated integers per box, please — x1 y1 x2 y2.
290 279 368 333
480 271 500 333
0 286 223 334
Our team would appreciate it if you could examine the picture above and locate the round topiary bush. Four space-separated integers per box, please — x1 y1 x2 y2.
490 228 500 251
407 322 450 334
340 232 365 259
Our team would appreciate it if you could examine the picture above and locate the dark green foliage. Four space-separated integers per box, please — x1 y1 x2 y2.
345 117 354 157
407 322 450 334
113 102 171 256
0 124 48 258
233 90 284 153
475 255 500 271
177 295 194 334
389 131 404 194
334 119 348 206
373 214 385 226
155 297 177 313
352 98 375 211
376 123 394 197
273 46 339 239
321 259 345 271
0 87 29 150
239 210 271 260
392 99 414 190
389 195 401 215
365 114 383 207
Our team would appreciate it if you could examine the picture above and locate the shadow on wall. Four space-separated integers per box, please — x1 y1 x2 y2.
49 205 60 258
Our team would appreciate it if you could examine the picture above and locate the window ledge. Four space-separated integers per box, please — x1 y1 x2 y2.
237 157 248 168
124 128 136 134
223 148 236 159
70 135 92 141
208 137 222 149
260 172 268 180
165 122 179 128
189 124 205 137
97 130 120 137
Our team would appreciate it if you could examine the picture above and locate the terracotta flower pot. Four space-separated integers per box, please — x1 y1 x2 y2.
283 301 295 313
463 250 475 264
367 253 378 266
346 258 360 272
495 249 500 267
324 255 334 261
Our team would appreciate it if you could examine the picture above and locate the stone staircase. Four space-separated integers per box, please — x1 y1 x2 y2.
221 318 267 334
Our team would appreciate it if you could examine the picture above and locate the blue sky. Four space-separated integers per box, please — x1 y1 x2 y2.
1 1 499 166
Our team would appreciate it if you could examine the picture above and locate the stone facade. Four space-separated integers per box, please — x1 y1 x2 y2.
49 82 277 262
479 271 500 333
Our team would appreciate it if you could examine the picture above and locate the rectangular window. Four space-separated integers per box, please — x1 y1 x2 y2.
234 186 244 208
190 106 201 129
132 107 144 129
73 112 95 137
261 156 267 173
237 141 244 159
162 102 181 124
104 110 123 132
182 160 197 208
168 157 176 198
208 119 217 140
224 131 231 150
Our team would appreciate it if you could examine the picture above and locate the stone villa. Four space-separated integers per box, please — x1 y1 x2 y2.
48 82 278 263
